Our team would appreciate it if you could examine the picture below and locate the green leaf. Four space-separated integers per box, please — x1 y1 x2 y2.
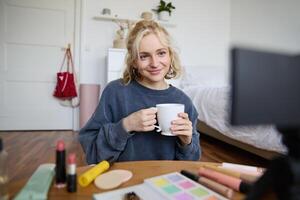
160 0 166 7
154 0 175 14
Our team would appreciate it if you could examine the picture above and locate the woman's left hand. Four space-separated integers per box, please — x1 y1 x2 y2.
170 112 193 146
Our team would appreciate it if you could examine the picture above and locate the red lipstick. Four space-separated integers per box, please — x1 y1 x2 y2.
55 140 66 188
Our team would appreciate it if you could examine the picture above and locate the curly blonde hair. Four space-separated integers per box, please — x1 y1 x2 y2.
122 20 182 84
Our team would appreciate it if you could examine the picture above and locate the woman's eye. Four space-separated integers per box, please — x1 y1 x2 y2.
158 51 166 57
139 55 149 60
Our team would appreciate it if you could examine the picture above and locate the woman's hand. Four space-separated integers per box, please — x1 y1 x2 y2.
171 113 193 146
123 107 157 132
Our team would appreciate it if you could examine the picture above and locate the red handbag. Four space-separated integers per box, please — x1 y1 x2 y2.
53 48 78 99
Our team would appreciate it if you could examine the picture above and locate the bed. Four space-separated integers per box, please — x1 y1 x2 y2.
178 66 286 159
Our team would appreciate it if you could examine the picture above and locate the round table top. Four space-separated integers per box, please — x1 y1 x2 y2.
45 160 245 200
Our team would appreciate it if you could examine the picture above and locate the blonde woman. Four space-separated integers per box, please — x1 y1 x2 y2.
79 20 200 164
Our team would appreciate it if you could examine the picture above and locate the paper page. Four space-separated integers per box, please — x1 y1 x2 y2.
93 183 165 200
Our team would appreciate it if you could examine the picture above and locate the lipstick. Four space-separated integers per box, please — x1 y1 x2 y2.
55 140 66 188
67 153 77 192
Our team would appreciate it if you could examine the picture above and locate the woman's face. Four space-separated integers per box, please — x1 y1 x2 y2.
134 33 171 89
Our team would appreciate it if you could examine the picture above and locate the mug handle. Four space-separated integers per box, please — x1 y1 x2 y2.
154 125 161 132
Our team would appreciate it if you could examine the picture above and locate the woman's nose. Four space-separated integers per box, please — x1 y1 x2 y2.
150 56 159 67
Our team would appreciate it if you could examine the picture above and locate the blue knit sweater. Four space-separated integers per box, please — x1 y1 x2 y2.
79 79 201 164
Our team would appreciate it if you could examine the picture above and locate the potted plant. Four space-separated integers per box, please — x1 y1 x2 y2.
153 0 175 21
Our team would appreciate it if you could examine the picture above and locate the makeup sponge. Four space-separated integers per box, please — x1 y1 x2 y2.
94 169 133 190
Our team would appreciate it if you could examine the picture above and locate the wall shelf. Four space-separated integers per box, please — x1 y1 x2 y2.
93 15 176 28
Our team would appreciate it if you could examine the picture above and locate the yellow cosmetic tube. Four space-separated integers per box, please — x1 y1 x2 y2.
78 160 110 187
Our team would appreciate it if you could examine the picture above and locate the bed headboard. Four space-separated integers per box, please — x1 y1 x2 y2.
180 65 229 88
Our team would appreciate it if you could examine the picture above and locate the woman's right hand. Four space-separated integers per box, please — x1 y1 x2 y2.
122 107 157 132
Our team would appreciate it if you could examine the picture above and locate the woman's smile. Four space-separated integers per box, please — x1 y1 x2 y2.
147 68 162 75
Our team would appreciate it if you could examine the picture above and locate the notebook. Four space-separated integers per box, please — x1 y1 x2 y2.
93 172 228 200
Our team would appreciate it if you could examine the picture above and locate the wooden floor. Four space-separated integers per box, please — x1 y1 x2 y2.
200 134 269 167
1 130 270 187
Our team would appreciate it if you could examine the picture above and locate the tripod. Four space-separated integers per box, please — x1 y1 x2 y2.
246 127 300 200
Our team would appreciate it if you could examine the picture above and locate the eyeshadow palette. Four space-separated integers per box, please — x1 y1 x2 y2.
93 172 228 200
144 172 227 200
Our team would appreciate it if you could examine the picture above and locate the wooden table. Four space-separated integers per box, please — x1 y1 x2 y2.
45 160 245 200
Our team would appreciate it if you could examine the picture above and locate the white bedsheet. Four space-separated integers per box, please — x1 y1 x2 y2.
183 85 286 153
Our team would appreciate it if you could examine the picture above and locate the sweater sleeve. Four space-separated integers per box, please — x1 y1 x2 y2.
175 101 201 161
78 85 133 164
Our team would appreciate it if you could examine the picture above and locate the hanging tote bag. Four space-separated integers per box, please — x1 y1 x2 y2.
53 48 78 99
60 47 80 108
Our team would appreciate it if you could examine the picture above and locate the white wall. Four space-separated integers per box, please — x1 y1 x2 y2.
230 0 300 53
80 0 300 89
80 0 230 87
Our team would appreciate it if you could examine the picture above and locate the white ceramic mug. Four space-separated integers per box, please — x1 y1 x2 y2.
154 103 185 136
